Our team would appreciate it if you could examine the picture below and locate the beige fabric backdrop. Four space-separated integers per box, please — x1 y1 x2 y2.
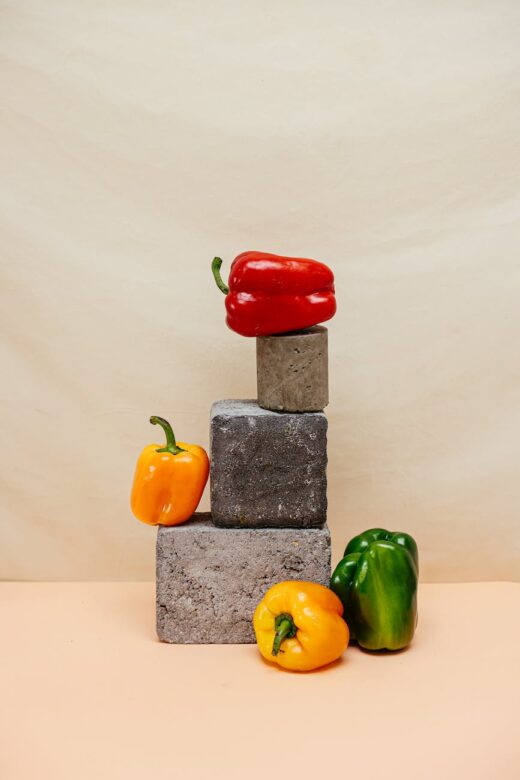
1 0 519 581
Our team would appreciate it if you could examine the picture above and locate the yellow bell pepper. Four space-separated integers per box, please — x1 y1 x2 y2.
253 581 349 671
130 416 209 526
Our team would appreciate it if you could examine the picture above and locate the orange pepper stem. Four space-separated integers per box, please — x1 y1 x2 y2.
211 257 229 295
150 416 186 455
272 613 297 656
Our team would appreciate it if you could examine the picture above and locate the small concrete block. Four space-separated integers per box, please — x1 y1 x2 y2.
210 400 327 528
156 514 331 643
257 326 328 412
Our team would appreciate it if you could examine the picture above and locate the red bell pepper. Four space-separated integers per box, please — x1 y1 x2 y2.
211 251 336 337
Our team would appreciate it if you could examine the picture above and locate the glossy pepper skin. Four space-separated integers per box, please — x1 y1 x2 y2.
130 416 209 526
253 581 349 671
330 528 418 651
211 251 336 337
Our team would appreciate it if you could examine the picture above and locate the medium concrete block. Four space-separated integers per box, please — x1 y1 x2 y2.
156 514 331 643
210 400 327 528
257 326 329 412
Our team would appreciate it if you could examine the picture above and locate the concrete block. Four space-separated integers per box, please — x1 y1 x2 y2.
156 514 331 643
257 326 328 412
210 400 327 528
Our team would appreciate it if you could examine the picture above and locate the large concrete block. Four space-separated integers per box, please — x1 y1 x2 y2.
156 514 331 643
210 400 327 528
257 326 328 412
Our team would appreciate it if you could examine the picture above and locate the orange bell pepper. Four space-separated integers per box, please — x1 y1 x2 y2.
130 416 209 526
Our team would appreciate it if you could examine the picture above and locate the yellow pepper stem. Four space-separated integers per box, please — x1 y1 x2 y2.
211 257 229 295
150 416 186 455
272 613 297 656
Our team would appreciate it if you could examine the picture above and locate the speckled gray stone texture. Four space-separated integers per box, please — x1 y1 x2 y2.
210 400 327 528
156 514 331 643
257 326 328 412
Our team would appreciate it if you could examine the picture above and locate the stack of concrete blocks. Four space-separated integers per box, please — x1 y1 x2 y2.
156 326 331 643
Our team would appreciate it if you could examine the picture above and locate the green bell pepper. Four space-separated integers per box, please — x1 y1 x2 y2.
330 528 418 651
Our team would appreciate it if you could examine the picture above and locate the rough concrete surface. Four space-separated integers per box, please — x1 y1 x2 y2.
156 514 331 643
257 326 328 412
210 400 327 528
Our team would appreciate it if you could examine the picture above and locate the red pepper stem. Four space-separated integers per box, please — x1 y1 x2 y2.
150 416 186 455
272 613 297 656
211 257 229 295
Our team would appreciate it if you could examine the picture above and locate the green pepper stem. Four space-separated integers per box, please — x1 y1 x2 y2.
150 416 186 455
211 257 229 295
272 613 297 656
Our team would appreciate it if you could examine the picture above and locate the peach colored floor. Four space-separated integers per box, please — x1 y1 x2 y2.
1 582 519 779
